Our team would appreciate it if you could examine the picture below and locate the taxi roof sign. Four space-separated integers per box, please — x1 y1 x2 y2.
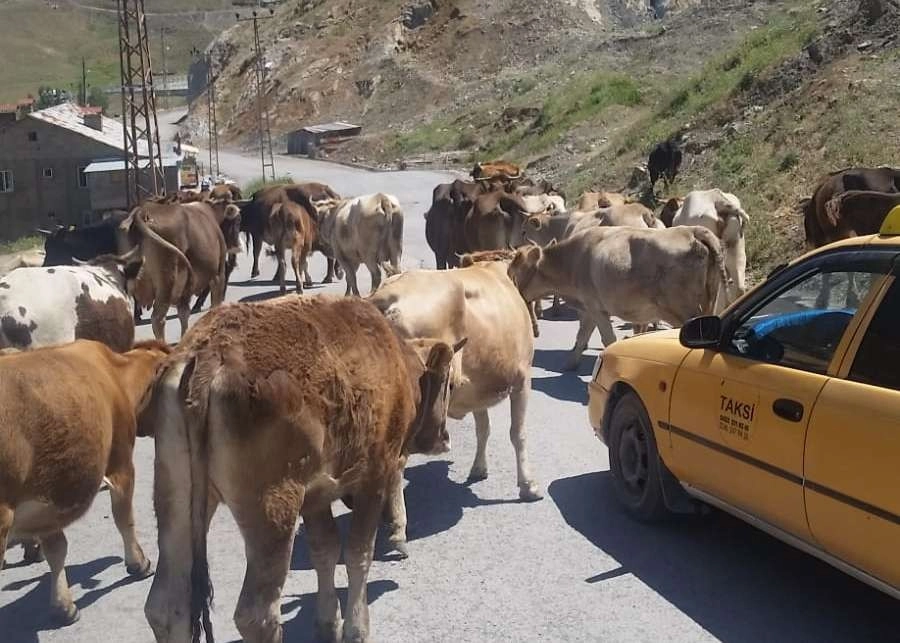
881 205 900 235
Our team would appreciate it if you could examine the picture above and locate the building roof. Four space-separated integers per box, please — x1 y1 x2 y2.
29 102 148 154
294 121 361 134
83 157 179 173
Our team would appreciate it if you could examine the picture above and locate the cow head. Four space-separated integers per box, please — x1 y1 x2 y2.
523 212 555 246
40 226 74 266
508 243 548 303
222 204 242 254
470 162 483 179
405 337 467 456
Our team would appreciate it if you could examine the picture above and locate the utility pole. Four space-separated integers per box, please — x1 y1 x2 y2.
236 8 275 183
192 46 220 179
81 57 87 106
160 26 174 110
117 0 165 206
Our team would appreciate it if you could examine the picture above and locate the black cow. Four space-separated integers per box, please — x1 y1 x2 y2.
648 136 684 190
41 211 131 266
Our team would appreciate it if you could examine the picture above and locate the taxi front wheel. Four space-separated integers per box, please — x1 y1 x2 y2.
608 391 670 521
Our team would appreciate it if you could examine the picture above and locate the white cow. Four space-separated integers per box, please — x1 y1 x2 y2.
0 262 135 352
321 193 404 296
671 189 750 305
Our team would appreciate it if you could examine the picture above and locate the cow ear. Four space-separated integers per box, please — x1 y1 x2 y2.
546 238 557 248
526 216 541 229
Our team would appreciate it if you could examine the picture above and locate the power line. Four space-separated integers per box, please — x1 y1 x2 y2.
117 0 165 206
236 8 275 183
192 46 220 179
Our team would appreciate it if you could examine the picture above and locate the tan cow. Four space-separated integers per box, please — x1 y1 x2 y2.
265 198 317 294
118 201 233 342
369 260 542 523
671 188 750 304
141 295 460 643
576 191 629 211
0 249 45 277
0 339 169 624
509 226 727 370
321 193 404 296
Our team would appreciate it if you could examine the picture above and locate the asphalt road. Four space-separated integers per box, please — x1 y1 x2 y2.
1 115 897 642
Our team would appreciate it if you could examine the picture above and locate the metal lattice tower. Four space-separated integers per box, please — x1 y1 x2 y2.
117 0 165 207
237 9 276 183
207 55 220 179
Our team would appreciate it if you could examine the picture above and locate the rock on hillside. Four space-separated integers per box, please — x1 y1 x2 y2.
185 0 705 150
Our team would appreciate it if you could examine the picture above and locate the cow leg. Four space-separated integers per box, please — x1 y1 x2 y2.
435 254 447 270
511 382 542 501
276 247 287 295
303 506 343 641
565 315 596 371
334 259 344 280
468 410 490 482
191 289 210 315
291 251 304 295
151 299 169 343
177 300 191 340
322 256 335 283
383 457 409 558
232 499 299 643
107 462 151 577
527 301 540 338
251 234 262 279
342 489 385 643
0 504 11 570
42 530 79 624
366 261 382 295
342 259 361 297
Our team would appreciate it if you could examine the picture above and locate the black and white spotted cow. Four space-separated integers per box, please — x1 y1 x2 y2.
0 263 136 353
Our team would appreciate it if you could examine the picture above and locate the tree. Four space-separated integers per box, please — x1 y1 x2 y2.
87 86 110 113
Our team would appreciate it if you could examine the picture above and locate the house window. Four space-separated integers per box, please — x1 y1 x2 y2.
27 131 37 142
42 167 53 179
0 170 12 193
78 166 88 188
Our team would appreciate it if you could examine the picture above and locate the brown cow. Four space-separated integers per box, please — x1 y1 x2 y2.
267 198 317 294
464 190 536 252
822 190 900 240
210 183 242 202
425 180 486 269
803 166 900 248
241 182 343 282
471 160 522 181
0 339 170 624
118 201 232 342
142 295 461 643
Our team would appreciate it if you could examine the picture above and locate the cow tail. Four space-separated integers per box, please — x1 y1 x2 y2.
694 228 727 315
134 209 196 296
179 356 214 643
824 195 843 227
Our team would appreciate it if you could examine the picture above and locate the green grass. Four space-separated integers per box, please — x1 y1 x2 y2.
243 175 295 196
389 119 459 156
485 73 643 158
0 0 222 103
615 6 818 154
0 235 41 256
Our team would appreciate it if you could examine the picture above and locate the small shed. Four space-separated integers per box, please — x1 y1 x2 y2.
287 122 362 156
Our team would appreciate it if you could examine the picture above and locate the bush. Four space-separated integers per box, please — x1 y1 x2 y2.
242 175 294 197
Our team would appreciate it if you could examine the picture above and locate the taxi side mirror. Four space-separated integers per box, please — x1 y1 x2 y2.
680 315 722 349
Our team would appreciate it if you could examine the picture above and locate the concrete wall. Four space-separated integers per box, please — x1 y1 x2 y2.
0 118 119 239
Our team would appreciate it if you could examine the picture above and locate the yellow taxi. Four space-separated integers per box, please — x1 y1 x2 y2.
588 206 900 599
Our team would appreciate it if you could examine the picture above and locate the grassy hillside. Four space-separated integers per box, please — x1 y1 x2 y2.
0 0 230 104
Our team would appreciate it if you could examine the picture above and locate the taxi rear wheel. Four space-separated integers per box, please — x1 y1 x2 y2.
608 391 669 521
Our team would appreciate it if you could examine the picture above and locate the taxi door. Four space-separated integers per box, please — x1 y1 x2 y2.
804 269 900 589
667 257 890 542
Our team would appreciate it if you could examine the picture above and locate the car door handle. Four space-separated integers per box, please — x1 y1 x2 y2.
773 398 804 423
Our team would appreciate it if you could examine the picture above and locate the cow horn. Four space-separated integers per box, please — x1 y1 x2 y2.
35 228 54 236
452 337 468 353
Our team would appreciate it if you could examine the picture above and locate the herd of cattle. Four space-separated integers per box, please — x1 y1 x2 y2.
1 159 900 642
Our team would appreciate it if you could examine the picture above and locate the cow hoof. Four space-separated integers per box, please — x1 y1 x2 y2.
53 604 80 626
519 483 544 502
466 470 488 483
322 276 333 284
126 559 153 578
23 542 44 564
304 280 314 288
341 623 367 643
251 270 260 279
317 618 343 643
388 538 409 560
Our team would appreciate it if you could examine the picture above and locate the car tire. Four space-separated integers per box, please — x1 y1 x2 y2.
607 391 670 521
